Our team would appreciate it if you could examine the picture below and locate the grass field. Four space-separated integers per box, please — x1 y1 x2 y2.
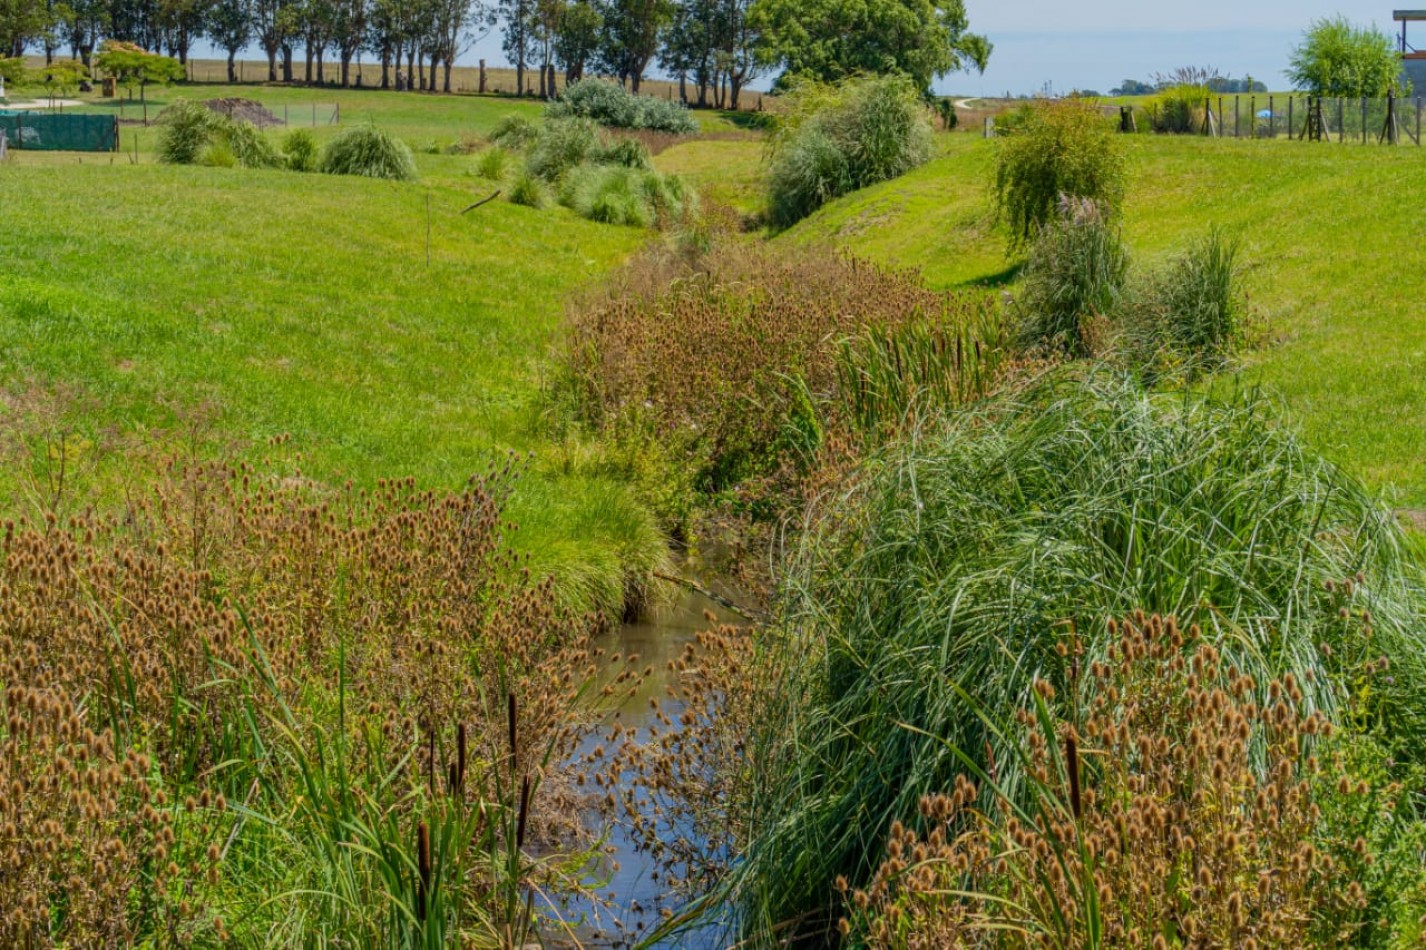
777 134 1426 509
0 89 673 616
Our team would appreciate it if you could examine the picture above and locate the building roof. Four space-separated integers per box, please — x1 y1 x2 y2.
1395 10 1426 21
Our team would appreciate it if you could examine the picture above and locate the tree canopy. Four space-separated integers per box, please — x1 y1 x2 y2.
748 0 990 94
1287 17 1405 98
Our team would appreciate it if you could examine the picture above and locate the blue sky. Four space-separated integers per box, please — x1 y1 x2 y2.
950 1 1402 96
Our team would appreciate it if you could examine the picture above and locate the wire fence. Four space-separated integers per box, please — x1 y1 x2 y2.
1122 94 1425 145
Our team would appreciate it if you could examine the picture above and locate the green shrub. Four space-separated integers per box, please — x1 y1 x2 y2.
547 79 698 134
1147 82 1211 133
734 369 1426 937
508 172 549 208
282 128 319 172
157 98 217 165
525 117 599 181
993 98 1126 249
319 126 417 181
489 114 539 150
766 75 933 228
224 119 284 169
475 146 510 180
1016 195 1130 355
1121 226 1242 381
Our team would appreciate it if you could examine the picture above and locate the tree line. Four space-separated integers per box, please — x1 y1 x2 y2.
2 0 989 108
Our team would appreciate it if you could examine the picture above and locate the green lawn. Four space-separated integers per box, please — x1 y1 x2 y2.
0 90 668 615
779 133 1426 508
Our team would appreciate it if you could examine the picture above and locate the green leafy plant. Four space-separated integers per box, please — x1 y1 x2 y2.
509 172 550 208
224 118 284 169
489 114 539 150
525 116 600 181
1290 16 1407 98
993 98 1127 249
320 126 418 181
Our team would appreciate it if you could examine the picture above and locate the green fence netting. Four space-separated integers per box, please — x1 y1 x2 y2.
0 112 118 151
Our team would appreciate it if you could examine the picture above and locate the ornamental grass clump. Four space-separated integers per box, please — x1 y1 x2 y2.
157 98 217 165
847 612 1426 947
732 369 1426 939
1017 195 1130 355
767 75 934 227
320 126 417 181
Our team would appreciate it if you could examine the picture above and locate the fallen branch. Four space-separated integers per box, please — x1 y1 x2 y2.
652 570 767 624
460 191 502 214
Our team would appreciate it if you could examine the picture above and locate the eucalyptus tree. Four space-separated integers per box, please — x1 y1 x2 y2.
552 0 599 84
596 0 672 93
207 0 252 79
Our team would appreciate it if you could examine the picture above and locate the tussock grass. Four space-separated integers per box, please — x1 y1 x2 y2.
734 368 1426 938
320 125 417 181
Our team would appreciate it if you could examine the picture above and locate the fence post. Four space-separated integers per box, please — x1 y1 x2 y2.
312 103 316 127
1339 98 1345 143
1418 96 1422 145
1269 94 1274 137
1362 97 1368 144
1235 95 1240 137
479 59 487 94
1288 96 1293 139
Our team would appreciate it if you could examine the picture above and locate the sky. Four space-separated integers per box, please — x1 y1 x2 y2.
183 1 1403 97
950 0 1403 96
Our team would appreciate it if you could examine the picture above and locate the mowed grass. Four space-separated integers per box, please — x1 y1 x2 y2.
778 133 1426 507
0 90 669 614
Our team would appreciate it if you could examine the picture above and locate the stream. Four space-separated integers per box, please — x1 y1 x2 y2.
555 572 744 948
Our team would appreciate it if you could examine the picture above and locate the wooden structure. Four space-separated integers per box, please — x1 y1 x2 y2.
1397 11 1426 91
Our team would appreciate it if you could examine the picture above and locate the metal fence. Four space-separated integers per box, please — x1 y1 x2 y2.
1127 94 1425 144
0 112 118 151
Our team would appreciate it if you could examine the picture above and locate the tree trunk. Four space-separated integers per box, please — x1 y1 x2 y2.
516 61 525 96
341 53 351 88
679 72 686 103
443 60 453 94
380 48 390 89
631 71 641 94
316 50 325 85
282 45 294 83
228 50 237 83
730 76 743 110
266 46 277 81
548 64 557 98
406 46 414 90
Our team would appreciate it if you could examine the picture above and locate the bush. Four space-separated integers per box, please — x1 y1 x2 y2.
1120 226 1242 381
525 117 599 181
994 98 1127 248
282 128 319 172
548 79 698 135
224 119 284 169
733 369 1426 937
1017 195 1130 355
766 75 934 228
157 98 217 165
1147 82 1211 134
475 146 511 180
489 114 539 150
508 172 550 208
319 126 417 181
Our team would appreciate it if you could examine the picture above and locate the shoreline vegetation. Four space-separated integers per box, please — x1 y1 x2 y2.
4 44 1426 945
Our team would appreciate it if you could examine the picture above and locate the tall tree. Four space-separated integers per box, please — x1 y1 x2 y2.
1288 17 1404 98
552 0 599 84
660 0 714 104
158 0 209 64
748 0 989 94
597 0 671 93
65 0 109 67
208 0 252 80
432 0 485 92
331 0 365 85
492 0 533 94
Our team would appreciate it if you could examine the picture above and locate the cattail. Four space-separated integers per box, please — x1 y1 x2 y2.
416 821 431 922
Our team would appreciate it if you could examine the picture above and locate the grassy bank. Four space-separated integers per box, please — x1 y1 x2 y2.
779 134 1426 507
0 91 669 616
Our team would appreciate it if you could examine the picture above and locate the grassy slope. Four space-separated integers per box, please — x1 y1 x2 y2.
0 91 667 614
778 133 1426 507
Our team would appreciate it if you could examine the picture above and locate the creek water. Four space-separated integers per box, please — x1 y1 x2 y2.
553 577 741 948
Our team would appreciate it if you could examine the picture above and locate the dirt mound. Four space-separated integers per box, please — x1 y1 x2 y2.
202 98 284 128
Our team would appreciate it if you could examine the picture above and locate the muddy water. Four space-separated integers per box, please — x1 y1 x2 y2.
559 581 740 948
